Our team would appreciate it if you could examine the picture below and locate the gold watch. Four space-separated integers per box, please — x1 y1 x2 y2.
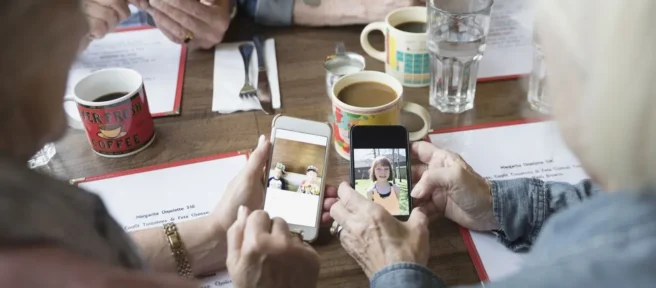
164 223 193 278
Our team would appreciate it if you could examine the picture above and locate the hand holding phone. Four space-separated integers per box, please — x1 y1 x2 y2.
349 125 413 221
263 116 332 242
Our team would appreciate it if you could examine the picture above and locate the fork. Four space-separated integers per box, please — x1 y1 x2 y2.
238 44 257 99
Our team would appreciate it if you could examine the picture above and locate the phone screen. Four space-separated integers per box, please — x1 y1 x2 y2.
352 148 410 216
264 129 327 227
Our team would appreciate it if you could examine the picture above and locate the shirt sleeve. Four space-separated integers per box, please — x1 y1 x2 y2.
370 263 447 288
240 0 294 26
490 178 602 251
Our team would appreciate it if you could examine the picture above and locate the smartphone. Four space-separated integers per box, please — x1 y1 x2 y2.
349 125 413 221
263 115 332 242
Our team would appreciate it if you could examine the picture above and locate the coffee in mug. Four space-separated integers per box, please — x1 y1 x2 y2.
330 71 431 160
93 92 129 102
64 68 156 158
337 82 397 108
394 21 427 33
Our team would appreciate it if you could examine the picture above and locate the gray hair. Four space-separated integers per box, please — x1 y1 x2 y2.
537 0 656 190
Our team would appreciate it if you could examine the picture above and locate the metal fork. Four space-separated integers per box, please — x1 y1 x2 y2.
238 44 257 99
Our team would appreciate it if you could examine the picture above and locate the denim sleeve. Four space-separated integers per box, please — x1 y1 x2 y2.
370 263 447 288
491 178 602 251
239 0 294 26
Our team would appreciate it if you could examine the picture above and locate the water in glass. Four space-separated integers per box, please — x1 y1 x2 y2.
428 0 493 114
28 143 56 169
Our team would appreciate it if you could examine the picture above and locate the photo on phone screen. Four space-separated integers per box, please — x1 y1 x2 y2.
352 148 409 216
264 129 327 227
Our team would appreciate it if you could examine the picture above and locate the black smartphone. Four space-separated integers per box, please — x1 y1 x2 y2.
349 125 413 221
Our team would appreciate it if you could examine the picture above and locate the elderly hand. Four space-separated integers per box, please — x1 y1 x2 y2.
410 141 499 231
144 0 231 49
330 182 430 278
78 0 131 52
81 0 131 39
227 207 320 288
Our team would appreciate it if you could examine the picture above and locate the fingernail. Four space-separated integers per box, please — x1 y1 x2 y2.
257 135 265 148
411 188 421 197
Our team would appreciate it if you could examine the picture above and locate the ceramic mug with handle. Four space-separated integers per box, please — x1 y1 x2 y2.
361 6 429 88
64 68 156 158
330 70 431 160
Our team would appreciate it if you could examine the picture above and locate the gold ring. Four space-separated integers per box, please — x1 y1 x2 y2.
183 32 194 44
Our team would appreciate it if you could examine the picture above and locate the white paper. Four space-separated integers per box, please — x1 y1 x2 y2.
79 154 249 287
212 39 281 114
66 28 184 116
479 0 534 80
429 121 588 281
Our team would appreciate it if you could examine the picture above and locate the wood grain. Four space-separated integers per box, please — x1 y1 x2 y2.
48 16 543 287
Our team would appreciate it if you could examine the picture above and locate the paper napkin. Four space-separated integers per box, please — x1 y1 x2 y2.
212 39 281 114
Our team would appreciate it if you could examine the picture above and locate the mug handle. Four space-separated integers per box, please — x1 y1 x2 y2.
360 22 387 62
63 95 84 130
402 102 432 142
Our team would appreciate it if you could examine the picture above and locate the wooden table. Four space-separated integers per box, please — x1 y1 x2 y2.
48 17 542 287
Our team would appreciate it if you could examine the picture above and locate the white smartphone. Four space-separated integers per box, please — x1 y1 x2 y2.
263 115 332 242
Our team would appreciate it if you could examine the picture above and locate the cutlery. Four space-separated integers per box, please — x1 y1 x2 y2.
238 44 257 99
252 36 275 115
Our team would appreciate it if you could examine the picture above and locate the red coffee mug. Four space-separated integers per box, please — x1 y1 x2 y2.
64 68 156 158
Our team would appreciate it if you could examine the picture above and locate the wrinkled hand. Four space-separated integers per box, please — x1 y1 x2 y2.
81 0 131 39
410 141 499 231
331 182 429 278
145 0 231 49
227 207 320 288
79 0 131 51
213 135 337 234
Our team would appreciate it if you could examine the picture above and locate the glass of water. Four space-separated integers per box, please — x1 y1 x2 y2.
28 143 56 169
428 0 494 113
527 33 550 114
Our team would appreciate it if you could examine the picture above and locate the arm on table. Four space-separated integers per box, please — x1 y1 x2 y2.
242 0 418 27
130 216 227 276
491 178 602 251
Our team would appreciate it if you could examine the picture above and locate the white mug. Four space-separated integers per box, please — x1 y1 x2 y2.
360 6 429 87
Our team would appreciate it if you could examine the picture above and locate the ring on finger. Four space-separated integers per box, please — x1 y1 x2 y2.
183 31 194 44
329 221 343 237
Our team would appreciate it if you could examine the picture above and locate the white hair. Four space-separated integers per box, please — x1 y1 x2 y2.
536 0 656 190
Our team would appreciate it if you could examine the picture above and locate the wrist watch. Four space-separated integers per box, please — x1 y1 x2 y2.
303 0 322 7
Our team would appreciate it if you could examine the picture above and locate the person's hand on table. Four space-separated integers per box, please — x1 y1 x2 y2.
330 182 430 278
410 141 500 231
79 0 131 51
227 206 320 288
140 0 232 49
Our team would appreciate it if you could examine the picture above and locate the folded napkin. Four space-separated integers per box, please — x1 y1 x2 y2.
212 39 281 114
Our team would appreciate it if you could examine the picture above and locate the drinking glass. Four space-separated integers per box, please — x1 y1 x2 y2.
28 143 56 169
527 34 550 114
428 0 494 113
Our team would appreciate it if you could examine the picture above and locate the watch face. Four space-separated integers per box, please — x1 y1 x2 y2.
304 0 321 6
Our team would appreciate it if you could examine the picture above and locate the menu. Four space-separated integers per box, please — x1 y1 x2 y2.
479 0 534 81
429 120 588 282
66 27 186 117
74 152 250 287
